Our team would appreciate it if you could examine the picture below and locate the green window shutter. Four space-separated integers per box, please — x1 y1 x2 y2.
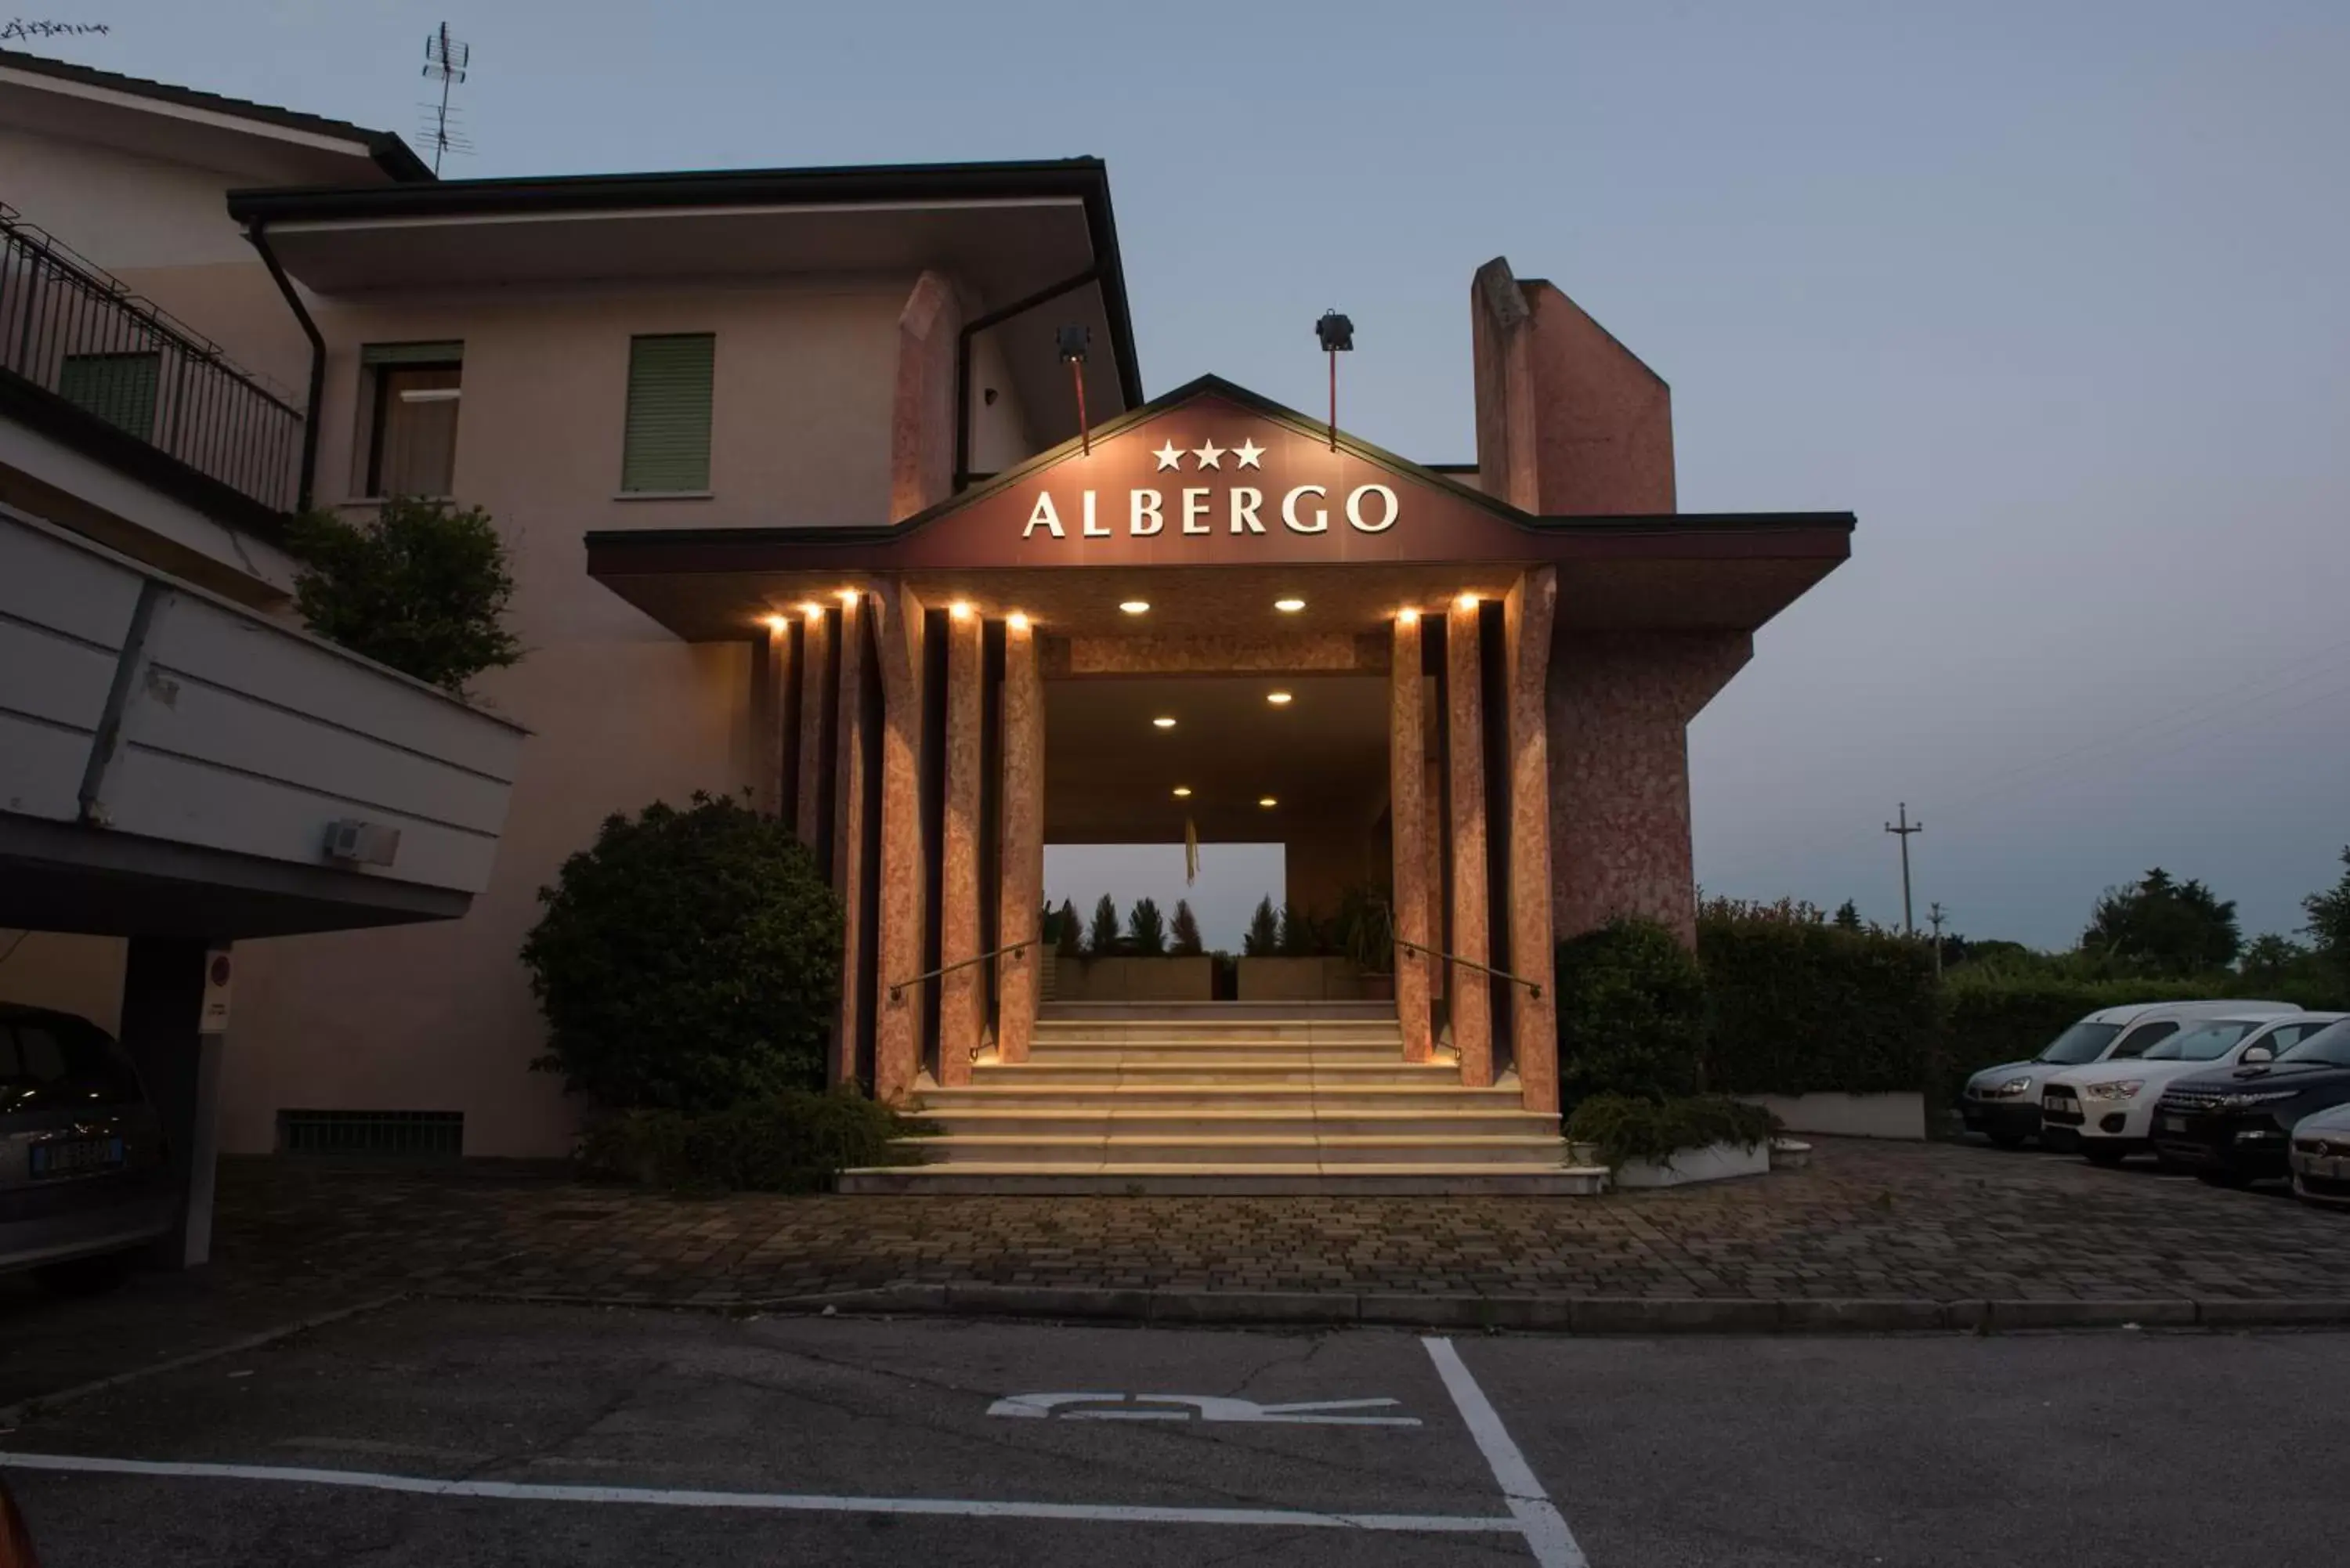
361 341 465 366
621 333 714 493
58 351 161 439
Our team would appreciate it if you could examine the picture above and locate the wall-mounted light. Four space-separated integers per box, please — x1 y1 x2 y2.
763 613 786 632
837 587 859 604
1058 323 1094 455
1316 308 1354 450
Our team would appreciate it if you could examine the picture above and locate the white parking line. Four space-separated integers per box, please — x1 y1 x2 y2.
1423 1337 1589 1568
0 1451 1519 1536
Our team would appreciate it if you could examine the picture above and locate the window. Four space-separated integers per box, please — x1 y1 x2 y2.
2035 1021 2120 1065
2280 1021 2350 1068
58 350 161 439
620 332 714 493
0 1016 144 1113
361 341 463 497
2146 1022 2256 1061
2109 1021 2178 1060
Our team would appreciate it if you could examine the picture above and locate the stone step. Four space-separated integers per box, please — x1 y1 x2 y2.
919 1109 1560 1139
1039 1003 1396 1021
1029 1030 1402 1049
1019 1046 1402 1067
909 1134 1569 1166
915 1085 1525 1113
971 1062 1459 1087
837 1163 1610 1196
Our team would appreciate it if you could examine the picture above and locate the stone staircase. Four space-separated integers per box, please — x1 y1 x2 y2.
837 1002 1606 1194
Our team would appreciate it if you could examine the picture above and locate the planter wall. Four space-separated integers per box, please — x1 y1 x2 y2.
1736 1092 1925 1141
1571 1140 1772 1190
1236 956 1364 1002
1052 956 1214 1003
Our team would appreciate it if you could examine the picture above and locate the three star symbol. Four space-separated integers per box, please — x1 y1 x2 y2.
1149 437 1267 471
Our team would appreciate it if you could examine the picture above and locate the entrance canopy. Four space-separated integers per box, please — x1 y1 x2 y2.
585 376 1851 642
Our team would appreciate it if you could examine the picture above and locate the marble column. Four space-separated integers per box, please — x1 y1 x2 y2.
1445 596 1492 1086
936 609 985 1084
750 623 791 819
996 616 1044 1064
1389 612 1434 1062
828 594 868 1089
797 607 832 853
871 583 928 1107
1504 569 1560 1113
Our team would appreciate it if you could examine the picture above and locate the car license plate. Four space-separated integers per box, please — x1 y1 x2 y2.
2160 1115 2187 1133
2042 1094 2066 1111
30 1136 125 1179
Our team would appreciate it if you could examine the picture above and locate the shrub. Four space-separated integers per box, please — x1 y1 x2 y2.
287 497 521 695
1127 897 1169 956
522 793 842 1111
1276 901 1323 957
1086 894 1123 956
1243 897 1280 957
1553 919 1708 1104
1053 898 1082 958
1698 898 1938 1096
577 1088 928 1194
1170 900 1204 956
1564 1093 1774 1172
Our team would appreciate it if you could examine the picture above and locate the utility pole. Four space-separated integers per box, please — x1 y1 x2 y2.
1926 901 1947 980
1884 803 1924 936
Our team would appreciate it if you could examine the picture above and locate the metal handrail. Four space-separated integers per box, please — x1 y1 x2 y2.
888 940 1031 1003
1391 932 1544 999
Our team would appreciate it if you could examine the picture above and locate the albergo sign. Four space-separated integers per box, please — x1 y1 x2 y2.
1023 435 1401 541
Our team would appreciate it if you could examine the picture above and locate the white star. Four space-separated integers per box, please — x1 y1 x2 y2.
1232 439 1264 470
1152 439 1185 471
1192 440 1225 470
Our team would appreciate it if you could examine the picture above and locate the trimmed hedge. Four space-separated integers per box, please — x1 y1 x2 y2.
1553 919 1707 1104
1943 974 2215 1087
577 1089 929 1194
1698 905 1939 1097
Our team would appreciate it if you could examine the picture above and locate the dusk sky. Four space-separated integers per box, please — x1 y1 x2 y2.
34 1 2347 952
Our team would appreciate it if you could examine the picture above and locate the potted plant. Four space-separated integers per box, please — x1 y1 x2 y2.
1336 886 1396 1002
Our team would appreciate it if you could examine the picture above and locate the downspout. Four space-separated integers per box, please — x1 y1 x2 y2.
953 265 1101 490
244 222 324 513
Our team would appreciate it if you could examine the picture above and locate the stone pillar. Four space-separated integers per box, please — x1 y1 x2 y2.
996 615 1044 1064
1504 569 1560 1113
1445 597 1492 1085
1389 612 1434 1062
118 938 222 1269
829 595 869 1089
936 609 985 1084
871 583 928 1106
751 623 791 818
797 608 832 853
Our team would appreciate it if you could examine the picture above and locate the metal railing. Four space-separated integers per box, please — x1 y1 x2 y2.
1392 932 1544 999
888 940 1031 1004
0 203 304 513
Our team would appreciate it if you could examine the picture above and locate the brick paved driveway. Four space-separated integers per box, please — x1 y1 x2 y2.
206 1138 2350 1308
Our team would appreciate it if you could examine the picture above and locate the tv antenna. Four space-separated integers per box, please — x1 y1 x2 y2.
419 22 472 174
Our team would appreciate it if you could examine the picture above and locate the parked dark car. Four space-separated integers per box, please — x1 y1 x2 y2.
2151 1018 2350 1187
1 1003 175 1288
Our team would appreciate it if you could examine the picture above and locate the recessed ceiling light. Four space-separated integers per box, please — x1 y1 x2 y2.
1152 716 1177 729
948 601 973 620
1397 608 1419 625
763 613 786 631
837 587 859 603
1119 600 1150 615
1171 786 1192 798
1274 597 1305 612
1455 592 1478 611
1257 796 1278 808
1266 691 1292 706
1007 611 1030 632
798 601 826 619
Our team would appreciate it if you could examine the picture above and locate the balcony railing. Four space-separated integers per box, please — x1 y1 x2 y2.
0 202 304 515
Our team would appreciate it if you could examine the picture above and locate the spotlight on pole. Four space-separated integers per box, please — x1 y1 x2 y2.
1057 323 1093 455
1315 309 1354 449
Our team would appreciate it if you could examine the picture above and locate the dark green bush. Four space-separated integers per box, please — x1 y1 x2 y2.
1553 919 1708 1103
287 497 521 695
577 1088 928 1194
1698 898 1938 1096
522 793 842 1112
1243 898 1279 957
1127 897 1169 956
1940 972 2211 1087
1564 1093 1775 1172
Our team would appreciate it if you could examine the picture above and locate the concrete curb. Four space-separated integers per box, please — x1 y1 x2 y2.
423 1284 2350 1335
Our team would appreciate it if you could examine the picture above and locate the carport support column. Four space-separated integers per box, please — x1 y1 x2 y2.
1446 597 1493 1086
119 938 222 1270
1389 612 1434 1063
1505 569 1560 1113
996 615 1044 1064
872 583 929 1107
937 609 985 1084
829 596 867 1088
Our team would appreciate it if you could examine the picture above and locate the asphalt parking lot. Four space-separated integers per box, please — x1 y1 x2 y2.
5 1301 2348 1566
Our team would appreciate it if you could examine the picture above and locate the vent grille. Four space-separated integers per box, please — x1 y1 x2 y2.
278 1110 463 1158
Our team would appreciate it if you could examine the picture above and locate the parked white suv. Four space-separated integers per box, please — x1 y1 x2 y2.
2039 1013 2344 1165
1961 999 2292 1148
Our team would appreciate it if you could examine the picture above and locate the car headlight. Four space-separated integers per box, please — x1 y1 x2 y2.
2084 1081 2143 1100
1978 1075 2034 1100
